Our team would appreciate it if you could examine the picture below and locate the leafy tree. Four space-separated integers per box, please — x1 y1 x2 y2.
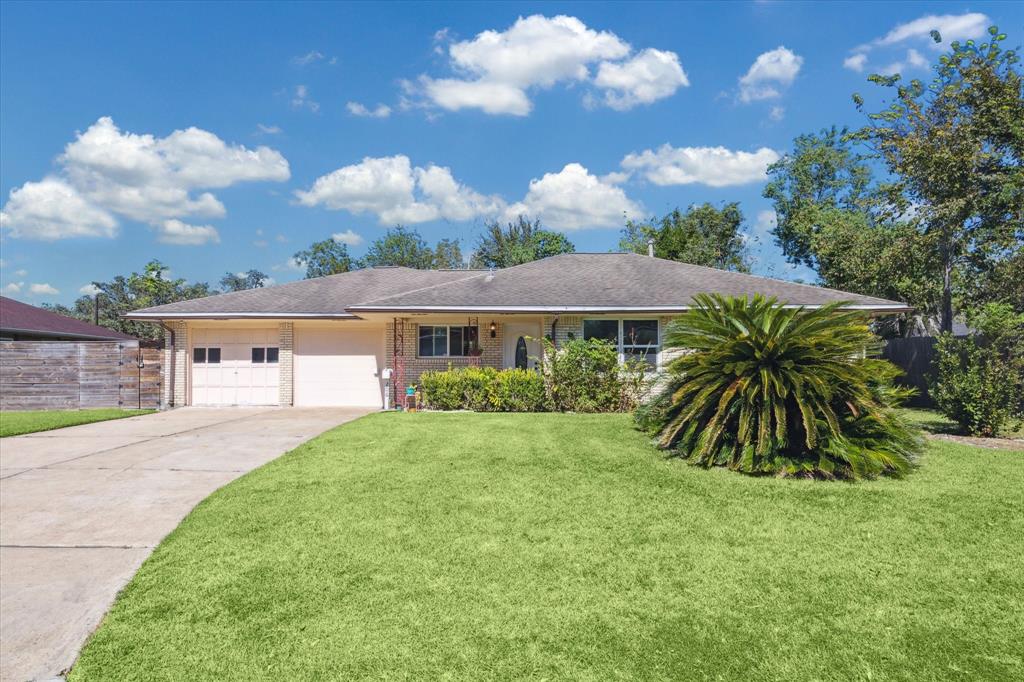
852 26 1024 332
359 226 464 269
431 238 465 269
471 216 575 269
45 260 212 340
360 225 435 269
619 204 750 272
293 238 354 279
636 294 922 480
763 129 941 332
220 269 270 292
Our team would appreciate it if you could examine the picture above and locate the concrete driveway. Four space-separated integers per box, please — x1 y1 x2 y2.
0 407 372 682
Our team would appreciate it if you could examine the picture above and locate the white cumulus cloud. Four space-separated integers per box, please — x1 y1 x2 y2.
738 46 803 102
1 177 118 240
3 282 23 294
844 12 989 73
296 155 504 225
506 163 642 230
332 229 364 246
299 155 642 231
415 15 685 115
346 102 392 118
594 48 689 110
621 145 780 187
843 53 868 72
156 219 221 246
79 283 102 295
29 283 60 296
1 117 289 242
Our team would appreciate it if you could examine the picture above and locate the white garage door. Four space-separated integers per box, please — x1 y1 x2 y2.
294 328 383 407
191 328 280 406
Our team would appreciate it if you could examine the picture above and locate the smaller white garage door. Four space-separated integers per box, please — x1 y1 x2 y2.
294 328 383 407
191 328 280 406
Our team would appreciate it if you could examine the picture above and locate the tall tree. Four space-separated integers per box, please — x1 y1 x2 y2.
619 204 750 272
852 26 1024 331
360 226 448 269
432 238 465 269
293 238 354 279
763 129 942 330
220 269 270 292
471 216 575 269
45 260 212 340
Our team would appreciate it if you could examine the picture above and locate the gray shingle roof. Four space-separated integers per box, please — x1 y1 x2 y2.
127 254 909 319
349 254 907 312
127 267 479 317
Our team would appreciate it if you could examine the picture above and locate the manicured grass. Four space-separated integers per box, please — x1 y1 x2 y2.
71 413 1023 681
0 408 154 438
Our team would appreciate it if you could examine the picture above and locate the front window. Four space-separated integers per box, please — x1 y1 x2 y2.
583 319 659 367
418 325 479 357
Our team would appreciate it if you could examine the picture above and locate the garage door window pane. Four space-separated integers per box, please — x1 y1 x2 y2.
207 348 221 364
252 347 266 363
266 347 279 363
193 347 206 364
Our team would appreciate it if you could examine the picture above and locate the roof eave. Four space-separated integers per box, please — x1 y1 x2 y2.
123 312 360 320
346 303 914 314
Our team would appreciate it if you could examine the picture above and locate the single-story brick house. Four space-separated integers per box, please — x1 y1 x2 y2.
126 253 910 409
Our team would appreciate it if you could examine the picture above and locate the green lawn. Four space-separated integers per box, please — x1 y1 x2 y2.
71 413 1023 681
0 408 154 438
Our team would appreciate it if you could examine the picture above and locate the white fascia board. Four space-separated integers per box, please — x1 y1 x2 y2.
123 312 359 320
347 304 912 313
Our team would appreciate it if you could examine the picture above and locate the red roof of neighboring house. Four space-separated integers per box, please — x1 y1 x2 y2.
0 296 137 340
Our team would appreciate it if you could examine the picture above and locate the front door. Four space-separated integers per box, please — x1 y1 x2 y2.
502 322 541 370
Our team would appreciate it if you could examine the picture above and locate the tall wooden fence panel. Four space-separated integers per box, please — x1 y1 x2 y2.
882 337 937 407
0 341 162 411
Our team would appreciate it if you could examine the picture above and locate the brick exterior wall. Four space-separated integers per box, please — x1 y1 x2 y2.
162 320 188 408
278 322 294 406
384 319 504 404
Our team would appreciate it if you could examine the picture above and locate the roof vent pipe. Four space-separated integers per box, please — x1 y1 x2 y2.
485 266 495 282
647 239 655 258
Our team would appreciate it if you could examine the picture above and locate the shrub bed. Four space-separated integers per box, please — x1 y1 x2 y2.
418 338 651 413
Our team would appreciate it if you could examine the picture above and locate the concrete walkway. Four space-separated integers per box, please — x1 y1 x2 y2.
0 407 372 682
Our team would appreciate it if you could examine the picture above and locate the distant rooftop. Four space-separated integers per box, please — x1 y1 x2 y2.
1 296 137 340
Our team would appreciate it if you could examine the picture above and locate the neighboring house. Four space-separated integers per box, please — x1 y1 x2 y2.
0 296 136 341
0 296 160 411
126 253 910 409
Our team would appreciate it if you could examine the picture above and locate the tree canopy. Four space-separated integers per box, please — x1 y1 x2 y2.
852 26 1023 331
45 260 212 340
619 204 750 272
471 216 575 269
293 238 355 279
361 226 464 269
220 270 271 292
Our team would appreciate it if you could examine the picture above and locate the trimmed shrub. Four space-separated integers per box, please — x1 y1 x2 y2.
418 339 651 413
932 304 1024 437
540 338 626 412
637 294 922 480
418 369 465 410
487 369 546 412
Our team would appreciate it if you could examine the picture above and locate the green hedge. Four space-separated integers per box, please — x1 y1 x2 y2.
418 338 652 413
420 367 545 412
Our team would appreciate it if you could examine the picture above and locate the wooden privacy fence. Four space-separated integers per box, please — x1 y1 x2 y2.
881 336 938 407
0 341 162 411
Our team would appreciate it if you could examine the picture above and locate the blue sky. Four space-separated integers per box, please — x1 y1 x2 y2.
1 1 1020 304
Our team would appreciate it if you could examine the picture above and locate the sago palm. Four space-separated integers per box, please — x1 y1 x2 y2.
636 294 921 480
